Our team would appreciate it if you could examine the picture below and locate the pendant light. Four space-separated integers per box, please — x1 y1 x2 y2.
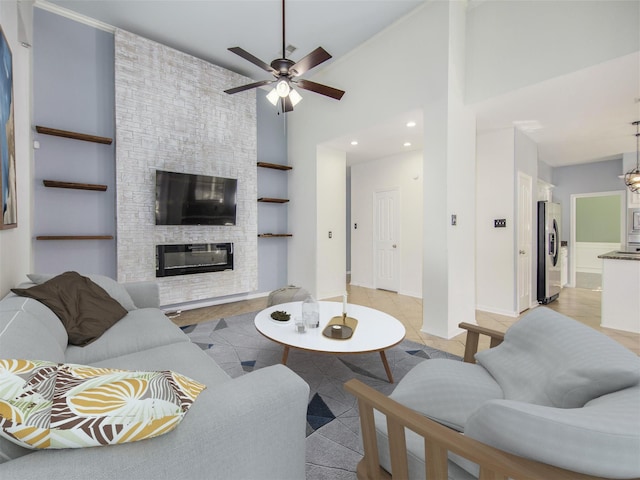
625 121 640 193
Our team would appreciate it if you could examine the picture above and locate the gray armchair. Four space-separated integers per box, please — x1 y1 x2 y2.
345 307 640 479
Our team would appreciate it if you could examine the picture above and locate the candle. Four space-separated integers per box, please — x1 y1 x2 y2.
342 292 347 315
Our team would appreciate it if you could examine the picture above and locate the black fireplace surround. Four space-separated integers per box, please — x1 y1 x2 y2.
156 243 233 277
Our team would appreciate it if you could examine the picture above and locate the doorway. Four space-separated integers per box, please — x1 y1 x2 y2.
373 188 400 292
517 172 533 312
570 191 625 289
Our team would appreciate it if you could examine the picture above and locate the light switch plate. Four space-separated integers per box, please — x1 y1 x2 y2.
494 219 506 228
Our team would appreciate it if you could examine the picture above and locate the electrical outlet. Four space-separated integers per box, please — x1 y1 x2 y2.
354 223 357 229
494 219 507 228
451 214 457 226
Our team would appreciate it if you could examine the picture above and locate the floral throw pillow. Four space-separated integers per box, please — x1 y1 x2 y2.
0 359 206 449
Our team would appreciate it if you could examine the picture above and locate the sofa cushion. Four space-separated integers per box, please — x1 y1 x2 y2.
0 359 206 450
0 306 68 464
91 341 231 389
65 308 190 365
12 272 128 347
0 310 65 363
475 307 640 408
0 294 68 352
465 385 640 478
27 273 137 311
389 359 503 432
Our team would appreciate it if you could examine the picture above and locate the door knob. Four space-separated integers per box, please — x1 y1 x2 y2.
519 250 525 255
392 244 397 248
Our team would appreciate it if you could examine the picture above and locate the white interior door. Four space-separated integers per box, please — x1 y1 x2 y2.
374 188 399 292
517 172 533 312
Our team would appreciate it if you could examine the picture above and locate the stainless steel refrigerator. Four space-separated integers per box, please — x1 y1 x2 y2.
537 201 561 304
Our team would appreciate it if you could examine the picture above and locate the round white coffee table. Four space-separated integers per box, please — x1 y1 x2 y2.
254 301 406 383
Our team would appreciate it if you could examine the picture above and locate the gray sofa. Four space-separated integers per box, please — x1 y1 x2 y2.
0 278 310 479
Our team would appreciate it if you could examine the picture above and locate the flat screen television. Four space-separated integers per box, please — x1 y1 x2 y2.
155 170 237 226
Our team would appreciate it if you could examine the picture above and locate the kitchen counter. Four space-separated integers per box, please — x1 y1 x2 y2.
598 252 640 334
598 250 640 261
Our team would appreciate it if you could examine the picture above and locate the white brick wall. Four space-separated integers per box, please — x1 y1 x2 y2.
114 30 257 306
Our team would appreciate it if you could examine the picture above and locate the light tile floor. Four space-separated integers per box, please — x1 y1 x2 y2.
172 285 639 356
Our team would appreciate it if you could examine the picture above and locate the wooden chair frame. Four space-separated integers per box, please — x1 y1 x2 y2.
344 322 634 480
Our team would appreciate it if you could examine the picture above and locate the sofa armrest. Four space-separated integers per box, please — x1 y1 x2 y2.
0 364 310 480
345 378 608 480
123 281 160 309
458 322 505 363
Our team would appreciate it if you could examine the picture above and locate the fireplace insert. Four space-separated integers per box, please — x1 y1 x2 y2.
156 243 233 277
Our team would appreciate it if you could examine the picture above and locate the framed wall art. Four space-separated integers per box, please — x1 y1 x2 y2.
0 25 16 229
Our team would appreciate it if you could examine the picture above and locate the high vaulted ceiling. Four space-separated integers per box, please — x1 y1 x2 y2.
42 0 640 168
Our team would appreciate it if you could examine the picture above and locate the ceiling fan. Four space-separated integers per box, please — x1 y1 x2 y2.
224 0 345 113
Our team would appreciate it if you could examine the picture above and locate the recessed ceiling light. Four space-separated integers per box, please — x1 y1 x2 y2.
406 121 416 128
403 142 412 147
350 140 358 146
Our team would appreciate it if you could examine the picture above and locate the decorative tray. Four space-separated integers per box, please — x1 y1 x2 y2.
322 315 358 339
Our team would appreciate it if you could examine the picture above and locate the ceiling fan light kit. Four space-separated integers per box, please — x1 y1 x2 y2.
224 0 345 113
624 121 640 193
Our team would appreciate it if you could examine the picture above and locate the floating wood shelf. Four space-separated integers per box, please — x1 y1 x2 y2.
36 126 113 145
43 180 108 191
257 162 292 171
258 197 289 203
258 234 293 238
36 235 114 241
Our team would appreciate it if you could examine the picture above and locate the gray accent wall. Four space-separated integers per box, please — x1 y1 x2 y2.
33 9 116 277
32 10 288 304
256 93 288 293
552 158 624 244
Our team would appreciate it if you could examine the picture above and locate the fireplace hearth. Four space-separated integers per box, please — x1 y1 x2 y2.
156 243 233 277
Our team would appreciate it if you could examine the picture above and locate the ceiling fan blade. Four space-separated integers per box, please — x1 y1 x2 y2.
224 79 274 95
282 96 294 113
290 47 332 77
295 79 345 101
228 47 277 74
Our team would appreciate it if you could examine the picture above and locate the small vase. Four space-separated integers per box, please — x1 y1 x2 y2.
302 295 319 328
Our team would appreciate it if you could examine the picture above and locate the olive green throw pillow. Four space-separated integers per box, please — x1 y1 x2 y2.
12 271 128 346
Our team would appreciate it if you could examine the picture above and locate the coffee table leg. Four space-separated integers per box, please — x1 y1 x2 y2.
380 350 394 383
282 346 290 364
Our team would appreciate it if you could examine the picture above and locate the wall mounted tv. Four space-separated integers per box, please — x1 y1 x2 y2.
155 170 237 226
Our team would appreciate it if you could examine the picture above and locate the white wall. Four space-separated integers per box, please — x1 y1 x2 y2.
0 1 33 296
442 0 477 337
476 128 515 315
289 2 477 338
350 151 423 297
316 146 346 299
466 0 640 103
288 1 451 300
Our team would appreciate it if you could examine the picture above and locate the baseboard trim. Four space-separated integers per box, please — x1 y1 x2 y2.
475 305 518 318
161 291 270 312
398 290 422 299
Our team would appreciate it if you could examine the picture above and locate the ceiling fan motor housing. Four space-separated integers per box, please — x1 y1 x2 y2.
271 58 295 76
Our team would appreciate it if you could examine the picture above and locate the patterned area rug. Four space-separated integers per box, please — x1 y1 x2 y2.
181 310 461 480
